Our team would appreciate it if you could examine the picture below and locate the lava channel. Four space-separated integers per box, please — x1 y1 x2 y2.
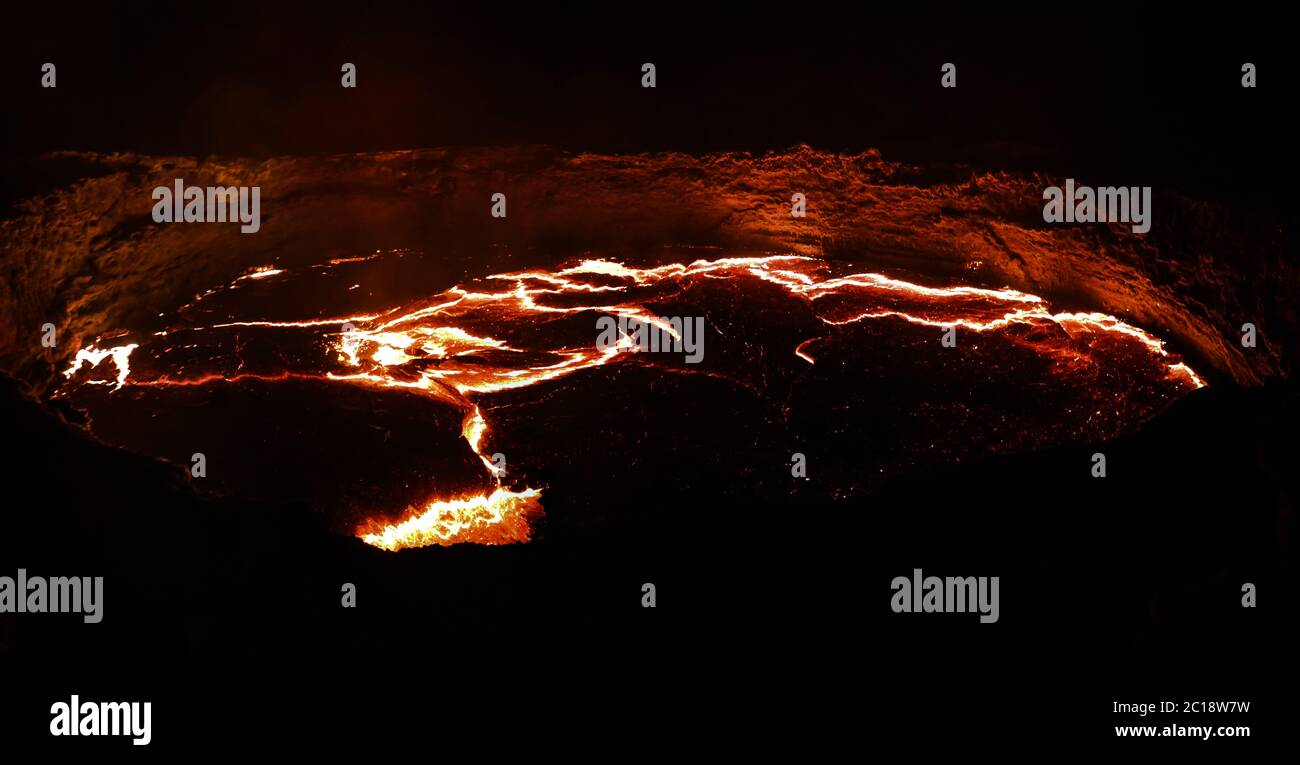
57 252 1204 550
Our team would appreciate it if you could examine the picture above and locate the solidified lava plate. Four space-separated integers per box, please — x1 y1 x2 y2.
5 147 1285 552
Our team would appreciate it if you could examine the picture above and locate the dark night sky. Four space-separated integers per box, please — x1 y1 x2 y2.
2 3 1294 210
1 5 1295 749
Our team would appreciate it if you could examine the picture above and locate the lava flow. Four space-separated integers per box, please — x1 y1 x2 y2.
57 252 1204 551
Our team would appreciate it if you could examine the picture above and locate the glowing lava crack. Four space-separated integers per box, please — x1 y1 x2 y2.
357 487 543 551
58 254 1205 550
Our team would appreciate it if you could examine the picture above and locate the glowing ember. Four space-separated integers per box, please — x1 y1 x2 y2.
238 266 284 281
358 487 543 550
63 344 138 391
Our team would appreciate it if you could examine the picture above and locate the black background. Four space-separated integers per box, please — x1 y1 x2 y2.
2 2 1296 210
2 2 1295 753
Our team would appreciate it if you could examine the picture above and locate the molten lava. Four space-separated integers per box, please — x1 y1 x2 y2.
57 253 1204 551
358 487 543 551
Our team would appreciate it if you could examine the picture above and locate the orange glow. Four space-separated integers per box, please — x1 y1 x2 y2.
238 266 284 281
358 487 543 550
58 253 1206 550
63 344 138 390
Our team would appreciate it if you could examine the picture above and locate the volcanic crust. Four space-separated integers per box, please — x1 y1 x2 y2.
2 146 1293 389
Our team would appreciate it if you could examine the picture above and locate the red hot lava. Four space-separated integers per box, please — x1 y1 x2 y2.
60 253 1203 551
